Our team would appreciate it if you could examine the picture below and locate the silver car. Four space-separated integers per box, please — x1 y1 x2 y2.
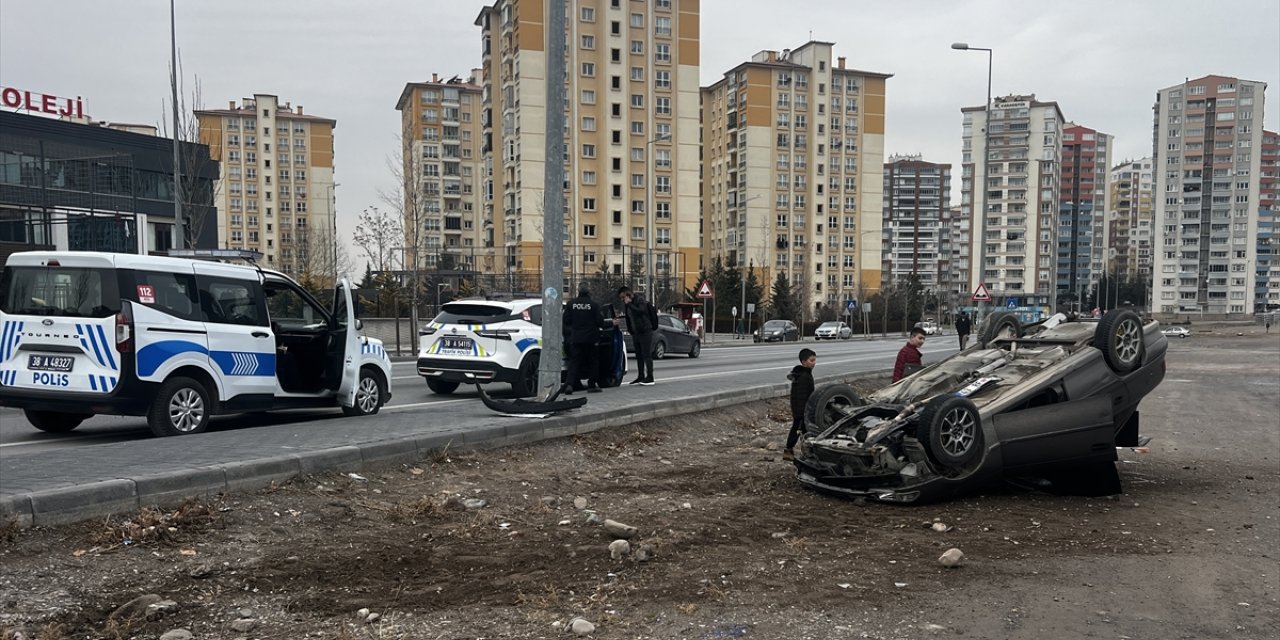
814 321 852 340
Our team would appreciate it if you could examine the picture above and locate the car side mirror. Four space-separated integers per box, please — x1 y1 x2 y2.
355 318 364 331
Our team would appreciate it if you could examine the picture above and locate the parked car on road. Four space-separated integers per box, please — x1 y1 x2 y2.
622 312 701 359
753 319 800 343
794 309 1167 504
1161 326 1191 338
814 321 852 340
915 318 940 335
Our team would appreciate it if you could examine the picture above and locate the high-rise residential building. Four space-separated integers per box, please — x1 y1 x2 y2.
1057 124 1112 305
1107 158 1155 287
196 95 337 278
960 94 1064 310
395 73 486 273
1258 130 1278 310
702 41 890 313
475 0 700 297
1151 75 1267 317
882 154 950 290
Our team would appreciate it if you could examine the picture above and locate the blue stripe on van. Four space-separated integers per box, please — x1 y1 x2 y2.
0 321 12 361
94 325 117 371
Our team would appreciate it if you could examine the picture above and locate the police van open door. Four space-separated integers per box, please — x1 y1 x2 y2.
334 276 359 409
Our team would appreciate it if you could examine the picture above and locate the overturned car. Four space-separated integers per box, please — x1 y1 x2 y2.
794 309 1167 504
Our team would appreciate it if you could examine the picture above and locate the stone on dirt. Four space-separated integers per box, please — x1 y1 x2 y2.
570 617 596 635
573 496 588 509
366 612 381 623
230 618 258 633
159 630 193 640
750 437 768 448
634 543 657 562
585 511 604 525
463 498 488 510
145 599 180 620
237 607 254 618
357 607 370 618
109 594 163 621
931 522 949 532
938 548 965 567
540 495 560 508
609 539 631 560
602 519 638 539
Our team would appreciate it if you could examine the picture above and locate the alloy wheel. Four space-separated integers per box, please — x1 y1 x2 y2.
168 388 205 433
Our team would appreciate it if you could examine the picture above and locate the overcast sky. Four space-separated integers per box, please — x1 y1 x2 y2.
2 0 1277 267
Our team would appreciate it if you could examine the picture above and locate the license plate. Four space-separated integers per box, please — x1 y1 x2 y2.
28 355 75 372
440 336 473 353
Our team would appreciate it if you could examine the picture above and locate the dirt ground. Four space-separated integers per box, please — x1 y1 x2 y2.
1 339 1277 640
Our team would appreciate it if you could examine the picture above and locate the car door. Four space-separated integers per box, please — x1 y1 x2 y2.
193 263 276 402
332 276 359 408
667 315 695 353
990 388 1117 473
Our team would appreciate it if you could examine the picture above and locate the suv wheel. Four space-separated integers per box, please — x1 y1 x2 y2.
688 341 701 358
512 352 540 398
427 379 460 394
343 368 386 416
24 410 90 433
148 376 211 437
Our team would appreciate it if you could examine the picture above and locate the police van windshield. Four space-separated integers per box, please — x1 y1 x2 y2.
0 266 122 318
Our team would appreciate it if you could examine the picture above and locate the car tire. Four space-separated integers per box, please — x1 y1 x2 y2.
342 367 386 416
512 352 540 398
1094 309 1145 373
148 376 212 437
24 410 90 433
976 311 1022 348
917 395 983 468
427 379 460 394
654 340 667 360
803 383 865 436
688 340 701 358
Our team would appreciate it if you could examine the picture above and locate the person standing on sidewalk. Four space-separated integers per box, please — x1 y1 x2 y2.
892 327 927 383
564 283 608 394
955 312 971 350
616 286 658 385
783 348 817 461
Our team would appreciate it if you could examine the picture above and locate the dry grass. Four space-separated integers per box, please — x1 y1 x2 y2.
89 499 219 547
0 518 20 547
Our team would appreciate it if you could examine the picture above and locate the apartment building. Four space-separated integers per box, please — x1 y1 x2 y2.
1107 158 1154 286
395 73 486 272
196 94 336 277
475 0 700 296
1259 130 1278 310
702 41 890 312
882 154 951 290
1057 124 1112 304
939 205 970 313
960 94 1065 308
1151 75 1267 317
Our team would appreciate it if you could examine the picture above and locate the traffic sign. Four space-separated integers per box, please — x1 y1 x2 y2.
846 300 858 313
696 279 714 299
971 283 992 302
1006 298 1019 309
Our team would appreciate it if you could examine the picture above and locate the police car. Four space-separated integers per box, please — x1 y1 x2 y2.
417 297 626 396
0 251 392 437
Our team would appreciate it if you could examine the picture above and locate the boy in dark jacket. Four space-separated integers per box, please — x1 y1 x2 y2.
784 348 817 461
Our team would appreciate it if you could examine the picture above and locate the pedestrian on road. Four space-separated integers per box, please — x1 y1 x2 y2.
955 312 972 350
783 348 817 462
616 286 658 385
893 327 927 383
564 283 609 394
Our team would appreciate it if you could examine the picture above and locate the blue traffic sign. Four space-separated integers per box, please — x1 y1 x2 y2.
847 300 858 313
1006 298 1019 309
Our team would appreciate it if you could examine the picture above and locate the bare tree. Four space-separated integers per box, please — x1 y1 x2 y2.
293 224 353 295
380 135 438 329
353 206 404 273
162 56 219 250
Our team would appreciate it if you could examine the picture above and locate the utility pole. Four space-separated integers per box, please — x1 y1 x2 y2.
169 0 183 248
538 0 567 398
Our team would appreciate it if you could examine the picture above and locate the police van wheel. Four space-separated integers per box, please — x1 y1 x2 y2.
343 368 386 416
149 377 211 437
24 410 89 433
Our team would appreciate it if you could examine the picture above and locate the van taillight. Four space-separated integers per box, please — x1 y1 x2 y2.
115 301 134 353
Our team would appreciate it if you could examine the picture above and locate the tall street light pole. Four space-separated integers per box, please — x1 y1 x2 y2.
951 42 992 325
169 0 183 248
538 0 567 399
646 132 672 300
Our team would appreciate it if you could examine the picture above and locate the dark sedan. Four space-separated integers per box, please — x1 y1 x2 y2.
622 312 701 358
793 309 1167 504
753 319 800 343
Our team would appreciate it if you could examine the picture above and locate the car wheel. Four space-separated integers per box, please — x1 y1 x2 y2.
148 376 212 437
24 410 90 433
976 311 1022 348
1094 309 1145 373
654 340 667 360
803 383 865 436
342 367 386 416
917 396 983 468
426 379 460 394
688 340 701 358
512 352 540 398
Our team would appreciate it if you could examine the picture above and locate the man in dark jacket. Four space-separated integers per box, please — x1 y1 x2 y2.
955 312 972 350
783 348 817 461
563 283 609 394
617 286 659 385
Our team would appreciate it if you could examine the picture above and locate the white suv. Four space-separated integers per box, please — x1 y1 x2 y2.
0 251 392 436
417 299 544 396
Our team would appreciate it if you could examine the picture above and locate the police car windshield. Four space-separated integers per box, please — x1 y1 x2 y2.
433 303 514 324
0 266 121 318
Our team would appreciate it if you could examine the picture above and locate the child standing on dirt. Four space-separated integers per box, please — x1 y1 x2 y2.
783 348 817 462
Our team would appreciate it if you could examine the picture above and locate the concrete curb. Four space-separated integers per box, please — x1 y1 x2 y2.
1 371 885 528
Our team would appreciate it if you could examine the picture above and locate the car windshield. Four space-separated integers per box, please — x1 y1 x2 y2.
764 321 788 330
0 266 122 318
819 322 839 329
433 303 516 325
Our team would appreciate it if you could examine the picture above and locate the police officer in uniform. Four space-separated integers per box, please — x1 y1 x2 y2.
563 282 608 394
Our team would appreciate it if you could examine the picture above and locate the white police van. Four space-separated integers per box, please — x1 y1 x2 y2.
0 251 392 436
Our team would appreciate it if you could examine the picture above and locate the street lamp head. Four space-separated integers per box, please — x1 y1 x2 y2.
950 42 970 50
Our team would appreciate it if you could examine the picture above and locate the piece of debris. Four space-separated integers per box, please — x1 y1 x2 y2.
229 618 257 633
463 498 488 510
681 502 693 510
409 467 424 475
894 582 908 588
931 522 951 533
609 539 631 560
750 437 768 448
159 630 193 640
837 583 852 589
633 543 657 562
922 623 946 633
603 519 638 539
357 608 370 619
938 548 965 568
585 511 604 525
237 607 254 619
570 617 596 635
109 594 163 621
145 600 180 621
347 473 368 482
540 495 560 508
574 497 588 509
367 612 381 624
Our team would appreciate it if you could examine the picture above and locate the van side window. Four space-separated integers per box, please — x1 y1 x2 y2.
128 270 199 321
197 277 267 327
265 281 328 330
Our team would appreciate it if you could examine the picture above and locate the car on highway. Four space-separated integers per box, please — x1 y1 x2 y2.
793 309 1168 504
1161 326 1191 338
915 318 940 335
754 319 800 343
814 321 852 340
0 250 392 437
418 298 625 396
622 312 701 359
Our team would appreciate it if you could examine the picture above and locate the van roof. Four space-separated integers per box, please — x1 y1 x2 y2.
3 251 292 281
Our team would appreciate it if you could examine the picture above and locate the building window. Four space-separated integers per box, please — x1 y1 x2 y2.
655 97 671 115
656 176 671 194
582 144 596 158
580 6 595 21
582 116 596 131
655 16 672 36
581 62 595 77
630 13 643 28
583 198 596 212
656 202 671 220
631 66 644 81
583 224 597 237
582 89 596 104
631 40 643 55
581 34 595 49
655 43 671 63
655 70 671 88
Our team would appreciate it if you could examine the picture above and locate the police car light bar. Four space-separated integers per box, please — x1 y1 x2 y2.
168 248 263 263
